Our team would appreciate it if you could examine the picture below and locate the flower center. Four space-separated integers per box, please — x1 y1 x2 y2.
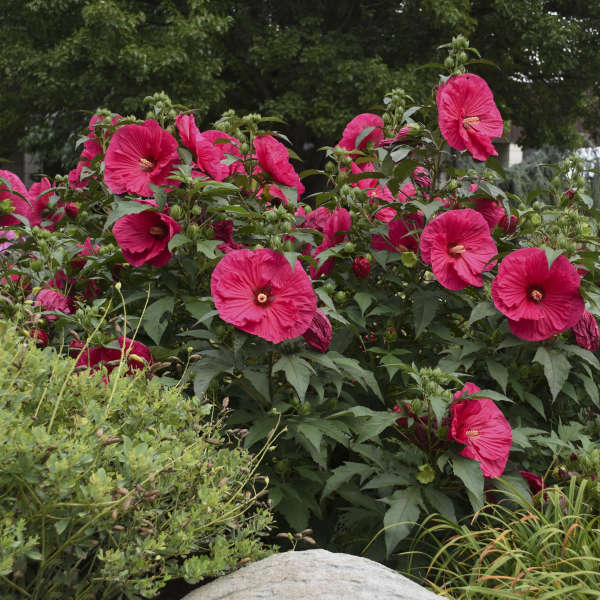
462 115 480 130
149 225 167 238
448 243 466 257
528 287 544 303
139 157 155 172
254 287 272 306
466 428 480 441
256 292 268 304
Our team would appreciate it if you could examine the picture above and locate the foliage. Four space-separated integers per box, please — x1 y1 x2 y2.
3 1 600 172
413 479 600 599
0 324 273 599
1 37 600 570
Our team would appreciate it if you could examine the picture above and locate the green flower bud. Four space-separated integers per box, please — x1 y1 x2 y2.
529 213 542 226
187 224 201 239
343 242 355 254
169 205 183 220
30 259 43 272
444 56 455 70
191 205 202 216
457 51 468 63
400 251 418 268
334 291 347 304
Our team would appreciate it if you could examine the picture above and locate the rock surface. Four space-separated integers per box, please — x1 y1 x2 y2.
181 549 444 600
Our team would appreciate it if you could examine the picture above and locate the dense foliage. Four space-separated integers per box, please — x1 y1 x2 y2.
2 1 600 171
0 325 273 599
1 37 599 572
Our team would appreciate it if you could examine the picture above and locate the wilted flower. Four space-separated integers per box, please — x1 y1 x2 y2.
352 256 371 278
75 337 152 377
572 309 599 351
302 308 332 352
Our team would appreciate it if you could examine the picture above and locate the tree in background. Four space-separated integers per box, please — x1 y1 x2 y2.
1 0 600 174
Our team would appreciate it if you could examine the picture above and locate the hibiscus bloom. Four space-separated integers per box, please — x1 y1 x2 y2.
0 170 33 227
371 214 424 254
254 135 305 199
307 208 352 279
210 248 317 344
202 129 245 177
30 178 64 229
420 209 497 290
338 113 384 154
572 309 599 351
75 336 152 376
112 210 181 267
491 248 585 341
104 120 180 197
451 382 512 478
353 256 371 278
35 288 74 321
437 73 503 162
520 470 544 495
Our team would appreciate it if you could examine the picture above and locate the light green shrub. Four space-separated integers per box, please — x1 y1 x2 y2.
0 324 273 599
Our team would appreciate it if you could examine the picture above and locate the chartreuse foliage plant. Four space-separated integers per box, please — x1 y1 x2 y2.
0 324 273 599
1 35 600 567
413 479 600 599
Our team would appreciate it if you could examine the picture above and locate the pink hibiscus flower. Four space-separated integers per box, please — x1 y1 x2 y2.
302 308 332 352
202 129 244 177
572 309 599 351
307 208 352 279
378 124 418 147
450 382 512 478
491 248 585 341
0 170 33 227
112 210 181 267
35 288 74 321
371 214 424 254
437 73 503 162
253 135 305 199
210 248 317 344
75 336 152 377
420 209 497 290
520 470 544 495
338 113 384 154
30 178 64 230
104 120 180 197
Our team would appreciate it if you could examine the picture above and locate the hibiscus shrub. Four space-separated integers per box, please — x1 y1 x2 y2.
1 36 600 564
0 324 273 599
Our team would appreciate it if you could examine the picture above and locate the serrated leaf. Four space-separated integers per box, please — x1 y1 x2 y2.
413 292 439 338
242 369 271 402
533 346 571 401
562 343 600 370
105 200 151 230
467 301 497 327
322 462 375 499
244 414 277 449
423 487 457 522
142 296 174 344
273 355 315 402
296 422 325 465
168 233 191 251
485 358 508 393
196 239 221 259
192 353 233 397
382 487 421 557
453 455 484 512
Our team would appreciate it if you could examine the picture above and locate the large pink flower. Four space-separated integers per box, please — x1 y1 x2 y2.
202 129 244 177
35 288 74 321
450 382 512 478
29 178 64 230
254 135 305 198
437 73 503 162
420 209 497 290
491 248 585 341
307 208 352 279
338 113 384 154
211 248 317 344
104 120 180 197
0 170 33 227
112 210 181 267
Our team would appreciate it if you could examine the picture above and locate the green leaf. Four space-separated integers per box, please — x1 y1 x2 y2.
533 346 571 401
470 389 513 403
466 301 497 327
196 239 221 259
322 462 375 499
143 296 174 345
362 472 410 490
192 351 234 397
423 487 457 522
104 200 151 230
296 422 325 465
283 251 298 271
382 487 421 557
273 355 315 402
574 372 599 407
562 343 600 370
485 358 509 393
354 126 376 149
410 199 444 221
244 415 277 449
242 369 271 402
542 246 563 270
168 233 191 251
413 291 439 338
354 292 373 315
453 455 484 512
352 411 400 443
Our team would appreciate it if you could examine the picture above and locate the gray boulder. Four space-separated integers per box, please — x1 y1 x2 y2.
181 549 444 600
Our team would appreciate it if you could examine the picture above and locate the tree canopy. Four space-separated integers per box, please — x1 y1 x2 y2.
1 0 600 173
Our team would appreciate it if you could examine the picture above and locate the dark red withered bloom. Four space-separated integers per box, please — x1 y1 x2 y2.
75 337 153 377
302 308 332 352
520 470 544 495
437 73 503 162
35 288 74 321
213 219 243 254
420 209 497 290
30 329 49 347
491 248 585 341
254 135 305 199
338 113 384 154
211 248 317 344
112 209 181 267
104 119 180 197
352 256 371 278
572 309 599 351
450 382 512 478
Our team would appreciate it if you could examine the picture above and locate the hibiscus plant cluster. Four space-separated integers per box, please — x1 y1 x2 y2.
1 36 600 566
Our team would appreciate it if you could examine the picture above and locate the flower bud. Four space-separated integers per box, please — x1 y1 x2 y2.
400 251 418 268
30 258 43 272
65 202 79 218
529 213 542 226
187 224 201 239
334 291 347 304
342 242 355 254
302 308 332 353
191 205 202 216
352 256 371 278
169 205 183 220
444 56 455 70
